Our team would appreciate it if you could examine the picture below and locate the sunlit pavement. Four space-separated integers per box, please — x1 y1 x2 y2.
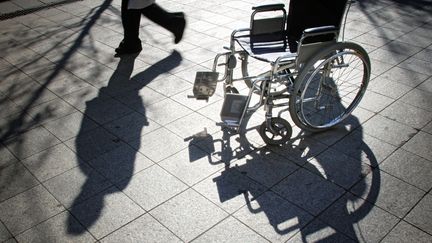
1 0 432 242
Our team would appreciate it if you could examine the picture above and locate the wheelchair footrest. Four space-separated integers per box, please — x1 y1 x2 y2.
220 93 248 126
189 71 219 99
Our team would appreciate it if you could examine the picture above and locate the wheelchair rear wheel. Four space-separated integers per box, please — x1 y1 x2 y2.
289 42 371 132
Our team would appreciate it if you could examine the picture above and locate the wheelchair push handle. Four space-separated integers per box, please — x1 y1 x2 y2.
252 4 285 12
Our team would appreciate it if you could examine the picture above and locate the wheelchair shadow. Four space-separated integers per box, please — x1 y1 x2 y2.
191 112 380 241
67 51 182 235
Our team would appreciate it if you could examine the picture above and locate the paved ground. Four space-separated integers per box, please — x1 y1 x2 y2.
1 0 432 242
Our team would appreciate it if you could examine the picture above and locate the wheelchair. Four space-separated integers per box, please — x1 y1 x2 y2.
190 0 371 145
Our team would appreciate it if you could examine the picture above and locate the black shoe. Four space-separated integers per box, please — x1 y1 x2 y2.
172 12 186 44
115 41 142 55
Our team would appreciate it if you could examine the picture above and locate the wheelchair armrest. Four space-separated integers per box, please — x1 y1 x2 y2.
252 4 285 12
303 26 338 37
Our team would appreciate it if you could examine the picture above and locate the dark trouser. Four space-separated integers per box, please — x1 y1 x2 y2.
121 0 176 45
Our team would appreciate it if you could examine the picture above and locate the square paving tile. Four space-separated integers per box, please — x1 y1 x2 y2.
405 193 432 235
145 98 192 126
103 111 160 143
381 101 432 129
15 211 95 243
193 216 268 243
65 126 122 162
233 150 299 188
272 168 345 216
0 221 12 242
379 66 428 87
193 168 267 214
381 221 432 243
120 165 187 211
319 193 399 242
79 96 134 125
133 127 187 163
381 149 432 191
4 126 61 160
359 91 394 113
151 189 228 242
288 219 355 243
418 77 432 93
166 112 220 140
400 88 432 112
352 170 424 218
423 121 432 134
0 185 64 236
101 214 181 243
0 163 39 202
234 191 314 242
43 163 112 208
398 58 432 76
0 143 17 168
402 131 432 161
88 143 154 184
304 148 372 190
44 111 99 142
70 187 145 240
362 115 418 147
22 143 80 182
159 145 224 186
368 76 413 99
332 129 397 165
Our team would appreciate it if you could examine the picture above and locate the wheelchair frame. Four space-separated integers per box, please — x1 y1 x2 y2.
190 0 371 145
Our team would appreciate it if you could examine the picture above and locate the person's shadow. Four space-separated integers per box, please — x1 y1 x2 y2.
67 50 182 235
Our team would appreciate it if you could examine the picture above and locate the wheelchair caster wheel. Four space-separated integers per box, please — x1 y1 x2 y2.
259 117 292 145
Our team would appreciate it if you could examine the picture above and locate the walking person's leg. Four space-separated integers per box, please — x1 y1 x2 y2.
141 4 186 44
117 0 143 55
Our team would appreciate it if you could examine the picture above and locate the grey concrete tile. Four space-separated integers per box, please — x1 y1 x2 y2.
234 191 313 242
113 86 165 108
0 97 22 120
80 96 134 125
305 123 356 146
332 129 397 165
133 127 187 163
101 214 180 243
353 33 392 48
368 76 413 99
380 41 424 57
413 48 432 63
159 145 224 186
103 111 160 143
87 143 154 184
151 189 228 242
193 216 268 243
166 112 220 140
26 98 78 125
405 193 432 235
370 59 395 76
0 185 64 236
15 211 95 243
0 221 12 242
398 58 432 76
379 66 429 87
423 121 432 134
382 149 432 191
62 86 110 111
22 143 79 182
267 136 328 166
197 99 224 123
362 115 418 147
272 168 345 216
369 49 409 65
4 126 61 160
0 143 17 168
403 131 432 161
170 89 222 112
70 187 144 240
44 111 99 142
6 80 58 109
43 163 112 208
0 162 40 203
120 165 187 211
359 91 394 113
233 150 299 188
352 170 425 218
65 126 122 162
145 98 193 126
400 88 432 112
193 168 267 214
382 221 432 243
418 77 432 93
319 193 399 242
305 148 372 190
288 219 355 243
381 101 432 129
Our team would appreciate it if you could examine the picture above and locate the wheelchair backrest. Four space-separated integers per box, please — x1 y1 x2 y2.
287 0 348 52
